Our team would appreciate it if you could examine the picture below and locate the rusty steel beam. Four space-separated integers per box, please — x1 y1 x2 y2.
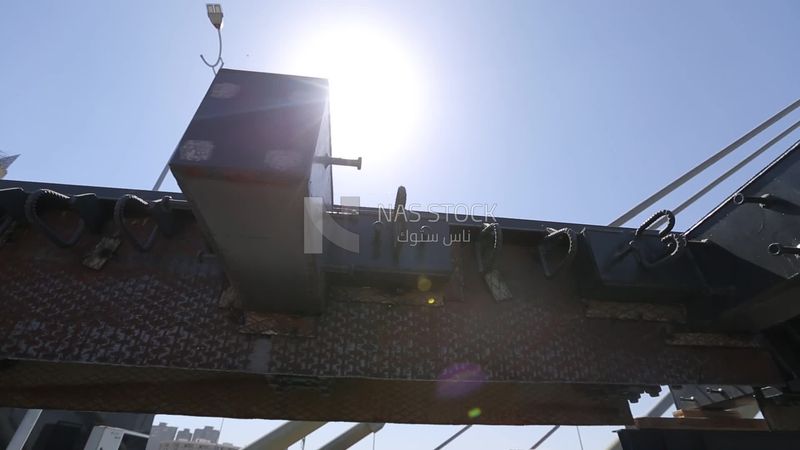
0 180 783 425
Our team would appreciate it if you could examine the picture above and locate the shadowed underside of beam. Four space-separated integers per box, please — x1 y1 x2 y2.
0 183 781 424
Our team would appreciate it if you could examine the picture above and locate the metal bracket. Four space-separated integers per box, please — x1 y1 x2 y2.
82 235 122 270
393 185 407 252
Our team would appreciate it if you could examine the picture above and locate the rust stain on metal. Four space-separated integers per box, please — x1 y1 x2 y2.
82 236 122 270
584 299 687 323
329 285 445 307
666 333 760 348
240 311 318 337
483 269 512 302
218 285 242 309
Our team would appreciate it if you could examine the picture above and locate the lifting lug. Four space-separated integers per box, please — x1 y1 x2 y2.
114 194 177 251
537 227 578 278
24 189 88 248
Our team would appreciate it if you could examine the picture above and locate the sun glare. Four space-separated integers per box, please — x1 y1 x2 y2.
289 25 423 160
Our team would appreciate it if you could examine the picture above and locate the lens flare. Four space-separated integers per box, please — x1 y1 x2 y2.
287 24 423 160
418 275 432 292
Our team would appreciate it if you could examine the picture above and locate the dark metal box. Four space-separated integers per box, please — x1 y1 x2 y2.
170 69 332 314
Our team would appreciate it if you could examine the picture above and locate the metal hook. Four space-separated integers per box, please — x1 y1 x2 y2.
633 233 687 269
630 210 685 269
24 189 86 248
614 209 685 269
476 222 511 301
114 195 177 252
538 227 578 278
635 209 675 239
476 222 503 273
115 195 158 251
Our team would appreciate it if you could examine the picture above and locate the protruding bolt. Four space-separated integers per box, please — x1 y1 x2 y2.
314 155 362 170
769 243 800 256
705 387 730 398
733 192 780 208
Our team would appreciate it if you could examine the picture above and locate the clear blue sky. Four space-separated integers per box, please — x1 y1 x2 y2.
3 1 799 449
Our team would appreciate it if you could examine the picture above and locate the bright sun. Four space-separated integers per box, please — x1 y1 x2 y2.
288 25 423 160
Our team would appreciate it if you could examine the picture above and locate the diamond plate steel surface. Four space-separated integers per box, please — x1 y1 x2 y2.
0 361 633 425
0 186 785 424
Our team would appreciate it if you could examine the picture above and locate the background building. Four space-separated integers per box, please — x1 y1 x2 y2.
159 440 239 450
176 428 193 441
192 425 220 443
146 422 178 450
0 408 152 450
